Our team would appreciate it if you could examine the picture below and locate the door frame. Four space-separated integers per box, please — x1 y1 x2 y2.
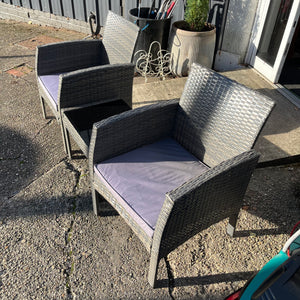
246 0 300 83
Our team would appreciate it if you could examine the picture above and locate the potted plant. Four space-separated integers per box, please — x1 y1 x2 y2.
169 0 216 76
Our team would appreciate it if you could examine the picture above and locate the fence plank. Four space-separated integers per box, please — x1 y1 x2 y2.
21 0 31 8
62 0 74 18
123 0 136 19
40 0 51 12
98 0 109 26
85 0 96 20
31 0 42 10
109 0 121 15
51 0 63 16
73 0 86 21
12 0 21 6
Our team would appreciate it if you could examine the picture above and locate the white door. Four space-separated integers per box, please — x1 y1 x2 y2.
253 0 300 83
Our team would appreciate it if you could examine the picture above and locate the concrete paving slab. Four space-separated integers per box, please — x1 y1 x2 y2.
0 161 77 299
0 72 66 198
69 210 170 299
6 64 34 77
133 76 187 108
0 45 34 71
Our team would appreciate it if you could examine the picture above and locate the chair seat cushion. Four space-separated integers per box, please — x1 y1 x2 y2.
94 137 209 237
38 74 61 109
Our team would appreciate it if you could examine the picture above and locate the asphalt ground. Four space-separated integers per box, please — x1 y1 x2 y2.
0 19 300 299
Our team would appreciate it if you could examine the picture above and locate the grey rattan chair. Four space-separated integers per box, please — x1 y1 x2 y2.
89 63 275 287
35 11 139 156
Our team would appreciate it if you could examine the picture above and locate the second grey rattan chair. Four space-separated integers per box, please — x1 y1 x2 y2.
35 11 139 157
89 63 275 287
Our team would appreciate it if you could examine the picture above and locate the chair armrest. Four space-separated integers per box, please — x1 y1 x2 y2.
58 63 135 109
153 150 259 257
35 40 108 76
89 99 179 171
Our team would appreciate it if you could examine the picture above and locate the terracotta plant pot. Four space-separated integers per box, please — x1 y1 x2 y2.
168 21 216 76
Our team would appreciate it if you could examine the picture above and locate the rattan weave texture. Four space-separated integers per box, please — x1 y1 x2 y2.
90 99 179 164
36 40 106 76
35 11 139 156
89 63 275 287
59 64 135 109
103 11 141 64
174 64 274 167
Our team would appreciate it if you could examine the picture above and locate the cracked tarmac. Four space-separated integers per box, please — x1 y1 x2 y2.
1 19 300 299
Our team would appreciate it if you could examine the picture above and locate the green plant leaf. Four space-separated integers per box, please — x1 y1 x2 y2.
184 0 209 31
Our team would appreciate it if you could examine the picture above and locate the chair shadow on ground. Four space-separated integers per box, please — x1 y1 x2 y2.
67 149 87 160
233 227 291 238
0 190 119 220
0 125 39 200
155 270 256 288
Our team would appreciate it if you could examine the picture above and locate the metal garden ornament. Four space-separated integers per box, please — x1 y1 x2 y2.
134 41 172 82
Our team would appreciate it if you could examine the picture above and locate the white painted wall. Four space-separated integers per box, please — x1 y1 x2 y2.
214 0 259 71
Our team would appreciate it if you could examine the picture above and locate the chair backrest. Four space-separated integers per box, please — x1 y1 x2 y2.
102 11 140 64
173 63 275 167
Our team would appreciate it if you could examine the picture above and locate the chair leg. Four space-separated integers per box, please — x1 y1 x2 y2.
227 213 239 237
61 123 72 158
40 96 47 119
148 252 160 288
92 188 103 216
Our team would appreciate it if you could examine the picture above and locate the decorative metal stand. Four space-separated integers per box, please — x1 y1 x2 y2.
134 41 172 82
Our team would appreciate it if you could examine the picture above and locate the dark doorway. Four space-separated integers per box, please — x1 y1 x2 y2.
279 18 300 97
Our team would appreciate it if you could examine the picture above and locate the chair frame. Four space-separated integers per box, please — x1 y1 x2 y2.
60 64 134 158
88 64 275 287
35 11 140 156
89 102 261 287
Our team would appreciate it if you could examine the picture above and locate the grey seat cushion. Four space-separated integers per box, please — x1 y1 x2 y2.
94 137 209 237
39 74 61 109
